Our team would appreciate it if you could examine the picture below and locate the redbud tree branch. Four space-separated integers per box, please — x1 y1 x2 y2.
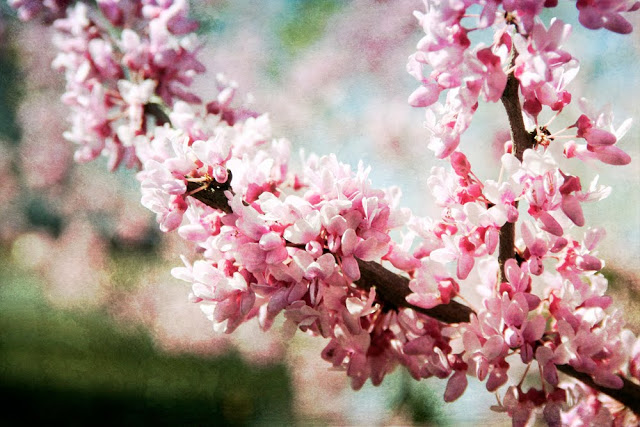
354 259 474 323
144 103 171 126
498 49 536 282
185 183 473 324
497 50 640 413
185 179 640 414
177 42 639 407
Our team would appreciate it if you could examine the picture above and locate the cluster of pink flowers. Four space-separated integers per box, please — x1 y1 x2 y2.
559 375 640 425
408 0 635 160
11 0 640 424
44 0 204 169
8 0 70 22
135 104 464 390
390 141 634 423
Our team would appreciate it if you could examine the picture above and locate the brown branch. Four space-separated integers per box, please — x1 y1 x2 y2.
144 102 171 126
500 53 535 163
187 180 473 324
498 49 536 282
496 49 640 415
355 259 474 324
497 217 517 282
184 173 640 415
558 365 640 413
186 181 233 214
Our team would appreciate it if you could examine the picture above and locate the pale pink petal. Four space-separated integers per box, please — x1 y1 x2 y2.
576 254 602 271
604 13 633 34
341 228 358 256
585 128 617 146
594 145 631 165
342 255 360 281
456 253 474 280
483 335 506 361
408 84 441 107
539 212 563 236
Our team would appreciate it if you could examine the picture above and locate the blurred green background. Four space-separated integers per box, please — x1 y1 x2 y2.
1 250 295 426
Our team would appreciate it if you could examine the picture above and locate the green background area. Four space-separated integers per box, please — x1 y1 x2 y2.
0 253 294 426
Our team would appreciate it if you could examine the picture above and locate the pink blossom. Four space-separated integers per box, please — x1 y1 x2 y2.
514 19 575 118
482 174 521 226
520 221 550 274
565 100 632 165
560 384 615 426
496 385 567 427
503 0 546 32
9 0 70 21
444 369 468 402
408 1 514 158
474 47 508 102
430 234 477 279
118 79 157 129
408 82 441 108
407 259 459 308
576 0 640 34
141 190 187 232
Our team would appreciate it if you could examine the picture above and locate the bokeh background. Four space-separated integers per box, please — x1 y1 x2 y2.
0 0 638 425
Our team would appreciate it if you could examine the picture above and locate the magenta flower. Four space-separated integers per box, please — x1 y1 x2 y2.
514 19 575 118
566 100 632 165
576 0 640 34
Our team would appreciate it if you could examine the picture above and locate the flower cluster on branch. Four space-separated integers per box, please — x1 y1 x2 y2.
9 0 640 425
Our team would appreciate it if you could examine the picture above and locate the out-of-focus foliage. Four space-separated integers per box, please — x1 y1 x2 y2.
602 267 640 332
191 0 228 35
0 31 22 143
0 251 294 426
25 196 64 237
391 373 448 425
278 0 345 54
